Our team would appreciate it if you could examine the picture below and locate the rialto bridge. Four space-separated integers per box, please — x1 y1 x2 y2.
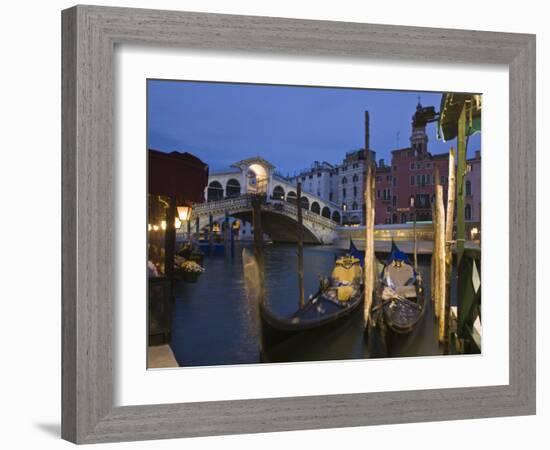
182 157 343 244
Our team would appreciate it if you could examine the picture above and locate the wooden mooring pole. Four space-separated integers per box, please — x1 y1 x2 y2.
413 209 418 273
430 202 437 312
363 163 375 326
208 213 214 255
164 197 177 280
297 182 305 308
195 215 200 242
252 195 265 294
443 147 457 352
224 210 229 258
434 180 446 339
432 166 440 317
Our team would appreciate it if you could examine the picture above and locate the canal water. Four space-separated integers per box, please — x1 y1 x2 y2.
171 242 450 367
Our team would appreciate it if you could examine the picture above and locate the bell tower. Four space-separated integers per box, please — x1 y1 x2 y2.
410 100 429 156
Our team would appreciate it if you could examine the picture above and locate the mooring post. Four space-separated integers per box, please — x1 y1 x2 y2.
195 215 199 242
297 182 305 308
413 205 418 273
208 213 214 256
164 197 177 280
432 166 441 318
224 210 229 258
252 195 265 295
435 182 446 344
456 107 467 271
444 147 457 352
364 162 375 327
230 222 235 259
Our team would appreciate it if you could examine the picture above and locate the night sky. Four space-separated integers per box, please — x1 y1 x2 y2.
147 80 481 175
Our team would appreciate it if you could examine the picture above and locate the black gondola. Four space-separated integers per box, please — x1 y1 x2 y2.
372 241 425 335
259 255 364 347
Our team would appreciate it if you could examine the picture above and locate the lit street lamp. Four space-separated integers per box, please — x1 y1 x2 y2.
177 205 193 221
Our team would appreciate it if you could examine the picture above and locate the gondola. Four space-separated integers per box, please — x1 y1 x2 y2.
372 241 425 335
259 254 364 347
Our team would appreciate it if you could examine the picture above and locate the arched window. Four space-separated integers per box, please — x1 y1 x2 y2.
466 180 472 197
311 202 321 214
300 196 309 210
352 174 358 183
207 181 224 202
342 177 348 184
465 204 472 220
401 213 407 223
322 206 331 218
332 211 341 223
286 191 297 205
225 178 241 198
353 186 357 197
352 202 358 210
272 185 285 201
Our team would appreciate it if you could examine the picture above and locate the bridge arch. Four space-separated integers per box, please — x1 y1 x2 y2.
207 181 224 202
272 185 285 201
332 211 341 224
287 191 297 205
321 206 331 219
246 164 269 193
226 178 241 198
300 196 309 210
311 201 321 214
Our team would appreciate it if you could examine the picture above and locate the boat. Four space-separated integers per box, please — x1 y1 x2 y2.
349 239 365 267
372 241 425 335
259 254 364 347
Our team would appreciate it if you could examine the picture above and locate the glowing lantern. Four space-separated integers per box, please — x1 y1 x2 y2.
177 205 192 221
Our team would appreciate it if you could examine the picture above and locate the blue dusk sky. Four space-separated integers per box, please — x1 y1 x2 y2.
147 80 481 175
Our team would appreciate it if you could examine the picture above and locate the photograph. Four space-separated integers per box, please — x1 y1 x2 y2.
146 79 482 368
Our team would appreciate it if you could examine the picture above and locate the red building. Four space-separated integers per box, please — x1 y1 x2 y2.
374 102 451 225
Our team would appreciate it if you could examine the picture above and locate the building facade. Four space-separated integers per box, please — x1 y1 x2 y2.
465 150 481 222
288 160 337 204
373 102 480 225
338 149 375 226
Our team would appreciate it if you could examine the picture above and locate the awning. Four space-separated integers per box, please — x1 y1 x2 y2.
148 149 209 204
438 93 482 141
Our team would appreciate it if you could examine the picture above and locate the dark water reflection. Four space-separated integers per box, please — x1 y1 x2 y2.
171 243 448 367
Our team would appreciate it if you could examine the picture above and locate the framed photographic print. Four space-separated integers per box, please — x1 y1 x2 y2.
62 5 536 444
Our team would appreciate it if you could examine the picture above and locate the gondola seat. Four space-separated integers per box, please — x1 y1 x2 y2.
383 263 417 299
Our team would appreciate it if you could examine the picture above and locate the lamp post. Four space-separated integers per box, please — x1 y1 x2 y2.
410 195 418 271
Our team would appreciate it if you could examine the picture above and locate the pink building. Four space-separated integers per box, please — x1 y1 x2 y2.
465 150 481 222
374 102 478 225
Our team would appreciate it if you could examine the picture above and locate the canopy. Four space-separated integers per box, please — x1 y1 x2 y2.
148 149 209 204
385 240 412 266
438 93 482 141
349 239 365 267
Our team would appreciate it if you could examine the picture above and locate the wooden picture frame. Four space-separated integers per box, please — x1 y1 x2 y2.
62 5 536 444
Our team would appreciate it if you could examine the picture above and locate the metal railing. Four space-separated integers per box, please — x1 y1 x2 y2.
456 247 482 352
